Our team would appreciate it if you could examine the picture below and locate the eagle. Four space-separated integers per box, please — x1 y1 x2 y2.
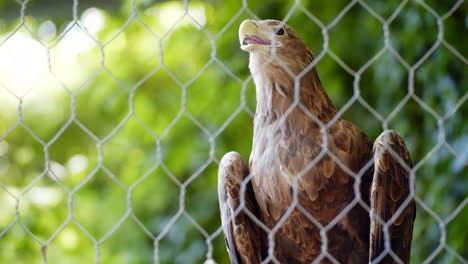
217 19 415 264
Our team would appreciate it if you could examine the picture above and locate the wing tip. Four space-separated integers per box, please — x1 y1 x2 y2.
375 130 403 147
220 151 244 166
374 130 411 166
219 152 249 181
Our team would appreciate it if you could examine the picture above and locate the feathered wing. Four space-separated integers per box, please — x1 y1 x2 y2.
218 152 266 264
370 130 416 264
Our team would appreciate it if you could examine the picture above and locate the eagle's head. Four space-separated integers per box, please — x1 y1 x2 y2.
238 19 313 75
238 20 337 124
239 19 304 53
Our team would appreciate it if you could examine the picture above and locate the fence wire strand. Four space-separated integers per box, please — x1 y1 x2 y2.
0 0 466 263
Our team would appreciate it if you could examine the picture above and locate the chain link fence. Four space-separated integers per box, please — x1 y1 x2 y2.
0 0 466 263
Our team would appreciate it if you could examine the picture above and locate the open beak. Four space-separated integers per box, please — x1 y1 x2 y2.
239 20 272 52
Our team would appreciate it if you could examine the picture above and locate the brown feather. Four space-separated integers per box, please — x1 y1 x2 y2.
370 131 415 264
218 19 415 264
218 152 267 264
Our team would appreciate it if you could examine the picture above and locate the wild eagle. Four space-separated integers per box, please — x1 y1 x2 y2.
217 19 415 264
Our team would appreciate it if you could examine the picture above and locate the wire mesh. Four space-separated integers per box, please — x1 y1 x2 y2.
0 0 466 263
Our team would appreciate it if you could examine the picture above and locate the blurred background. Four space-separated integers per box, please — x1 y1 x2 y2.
0 0 466 263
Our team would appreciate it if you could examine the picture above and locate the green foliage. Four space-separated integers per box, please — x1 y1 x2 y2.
0 0 466 263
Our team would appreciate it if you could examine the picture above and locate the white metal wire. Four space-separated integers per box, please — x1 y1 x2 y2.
0 0 466 263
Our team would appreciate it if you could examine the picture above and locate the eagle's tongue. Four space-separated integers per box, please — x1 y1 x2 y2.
243 34 272 45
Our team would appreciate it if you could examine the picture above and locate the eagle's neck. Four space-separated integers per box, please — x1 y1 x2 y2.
249 53 337 126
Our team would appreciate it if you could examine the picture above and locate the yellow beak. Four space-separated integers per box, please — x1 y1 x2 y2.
239 20 272 52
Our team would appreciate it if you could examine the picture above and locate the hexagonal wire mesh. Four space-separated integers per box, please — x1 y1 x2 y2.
0 0 466 263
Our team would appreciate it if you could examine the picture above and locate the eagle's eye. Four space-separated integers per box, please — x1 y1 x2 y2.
275 27 285 36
